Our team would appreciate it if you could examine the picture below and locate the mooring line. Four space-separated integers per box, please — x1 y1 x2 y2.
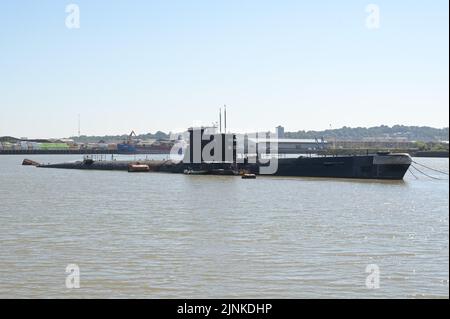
408 168 419 179
412 160 449 176
411 164 445 180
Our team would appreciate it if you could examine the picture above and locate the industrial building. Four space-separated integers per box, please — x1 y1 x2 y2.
276 125 285 138
242 126 328 154
248 137 328 154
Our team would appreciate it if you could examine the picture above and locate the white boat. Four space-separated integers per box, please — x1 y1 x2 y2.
183 169 209 175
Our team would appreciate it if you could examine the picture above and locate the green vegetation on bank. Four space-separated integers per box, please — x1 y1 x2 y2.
413 141 449 152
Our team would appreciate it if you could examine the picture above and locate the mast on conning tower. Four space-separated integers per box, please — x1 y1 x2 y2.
219 108 222 133
224 105 227 133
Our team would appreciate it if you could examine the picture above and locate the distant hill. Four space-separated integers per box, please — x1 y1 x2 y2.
2 125 448 144
71 126 448 143
284 125 449 142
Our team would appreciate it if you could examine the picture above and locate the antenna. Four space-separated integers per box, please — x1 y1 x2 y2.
224 105 227 133
78 114 81 137
219 107 222 133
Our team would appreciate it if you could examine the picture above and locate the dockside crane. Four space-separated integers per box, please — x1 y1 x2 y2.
127 130 137 145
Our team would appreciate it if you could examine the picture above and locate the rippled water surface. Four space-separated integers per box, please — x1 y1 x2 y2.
0 155 448 298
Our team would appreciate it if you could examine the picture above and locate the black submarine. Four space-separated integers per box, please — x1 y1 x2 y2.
36 126 412 180
179 126 412 180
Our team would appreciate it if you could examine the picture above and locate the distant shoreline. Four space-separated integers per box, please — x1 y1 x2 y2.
0 150 168 155
0 149 448 158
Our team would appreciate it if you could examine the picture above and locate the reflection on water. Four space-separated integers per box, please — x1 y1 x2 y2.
0 155 448 298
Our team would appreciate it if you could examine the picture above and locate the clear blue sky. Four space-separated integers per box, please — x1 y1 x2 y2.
0 0 448 138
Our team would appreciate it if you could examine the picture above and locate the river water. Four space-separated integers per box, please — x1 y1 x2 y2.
0 155 448 298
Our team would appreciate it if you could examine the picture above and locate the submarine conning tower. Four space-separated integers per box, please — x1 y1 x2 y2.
184 127 237 164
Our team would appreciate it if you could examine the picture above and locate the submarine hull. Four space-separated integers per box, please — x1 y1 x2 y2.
36 153 411 180
252 153 411 180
